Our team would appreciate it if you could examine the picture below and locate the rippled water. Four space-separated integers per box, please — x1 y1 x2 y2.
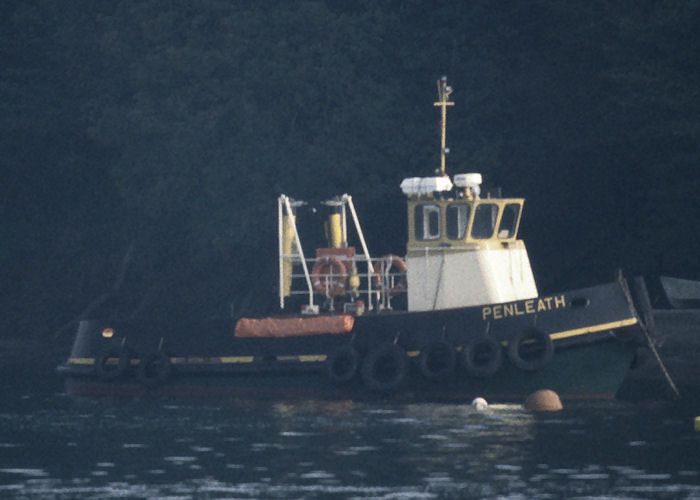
1 368 699 498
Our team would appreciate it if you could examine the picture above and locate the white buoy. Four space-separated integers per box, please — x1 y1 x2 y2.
471 397 488 411
694 416 700 432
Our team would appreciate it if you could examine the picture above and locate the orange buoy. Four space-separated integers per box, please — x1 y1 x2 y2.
311 255 348 298
524 389 563 411
372 254 408 297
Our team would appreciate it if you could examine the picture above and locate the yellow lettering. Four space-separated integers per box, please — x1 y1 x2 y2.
514 301 524 316
504 303 514 317
485 297 562 321
493 305 503 319
525 299 535 314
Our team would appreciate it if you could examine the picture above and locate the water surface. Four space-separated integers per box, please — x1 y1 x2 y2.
1 352 699 498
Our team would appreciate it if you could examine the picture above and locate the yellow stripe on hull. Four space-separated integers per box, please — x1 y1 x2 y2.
550 317 638 340
219 356 254 363
68 358 95 365
298 355 327 362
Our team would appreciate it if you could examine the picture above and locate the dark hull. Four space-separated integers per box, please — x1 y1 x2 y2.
58 280 642 401
62 340 635 401
659 276 700 309
618 309 700 402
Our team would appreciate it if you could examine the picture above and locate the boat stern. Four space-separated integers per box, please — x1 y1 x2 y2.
57 319 129 378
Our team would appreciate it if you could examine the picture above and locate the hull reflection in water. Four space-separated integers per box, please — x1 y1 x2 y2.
0 393 699 499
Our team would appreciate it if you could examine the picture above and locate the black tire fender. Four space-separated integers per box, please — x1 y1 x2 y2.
417 341 456 381
137 351 171 387
95 345 131 380
460 337 503 378
326 345 360 384
361 342 409 393
507 328 554 371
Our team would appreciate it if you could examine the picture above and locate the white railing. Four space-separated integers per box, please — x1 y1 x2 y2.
278 193 406 314
284 256 406 312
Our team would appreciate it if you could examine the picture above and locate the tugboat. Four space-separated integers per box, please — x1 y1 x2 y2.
58 78 644 400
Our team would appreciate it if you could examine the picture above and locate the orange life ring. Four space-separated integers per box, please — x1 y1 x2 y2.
372 254 408 297
311 255 348 298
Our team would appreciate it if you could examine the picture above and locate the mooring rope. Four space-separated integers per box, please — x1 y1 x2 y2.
618 272 680 398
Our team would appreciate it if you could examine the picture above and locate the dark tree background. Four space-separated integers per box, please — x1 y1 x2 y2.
2 0 698 337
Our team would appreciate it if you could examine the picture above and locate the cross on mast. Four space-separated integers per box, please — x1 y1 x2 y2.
433 76 454 176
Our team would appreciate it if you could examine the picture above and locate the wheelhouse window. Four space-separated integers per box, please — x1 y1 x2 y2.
414 204 440 240
446 203 470 240
471 203 499 239
497 203 521 239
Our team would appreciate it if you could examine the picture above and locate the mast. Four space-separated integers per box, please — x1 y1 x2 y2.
433 76 454 176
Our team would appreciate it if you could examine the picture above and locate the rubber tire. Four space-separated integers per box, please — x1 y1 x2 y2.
137 351 171 387
327 345 360 384
95 345 131 380
361 343 409 393
507 328 554 371
461 337 503 378
417 341 456 381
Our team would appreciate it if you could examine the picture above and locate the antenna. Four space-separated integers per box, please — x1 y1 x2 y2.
433 76 454 176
